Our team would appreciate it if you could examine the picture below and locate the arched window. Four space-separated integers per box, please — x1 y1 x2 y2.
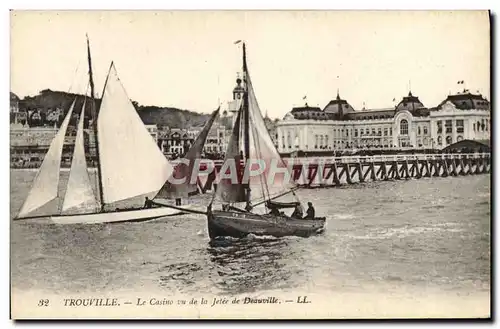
437 135 442 145
457 135 463 142
400 119 409 135
446 136 452 145
473 123 476 131
418 126 421 135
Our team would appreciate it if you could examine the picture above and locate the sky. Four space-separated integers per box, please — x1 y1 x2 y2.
10 10 490 119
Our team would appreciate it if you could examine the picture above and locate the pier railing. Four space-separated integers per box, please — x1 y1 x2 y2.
281 153 490 165
167 152 491 192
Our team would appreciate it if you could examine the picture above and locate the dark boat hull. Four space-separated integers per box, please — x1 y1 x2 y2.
207 210 326 239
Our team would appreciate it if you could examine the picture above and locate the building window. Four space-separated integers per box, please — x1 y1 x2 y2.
346 129 349 137
400 119 408 135
423 126 428 135
390 127 392 136
481 119 485 131
325 135 329 146
319 135 324 147
456 120 464 133
418 126 421 135
445 120 452 133
315 135 318 149
360 129 364 135
437 121 442 134
446 136 452 145
354 129 358 137
457 135 463 142
486 119 489 132
378 128 382 136
473 123 476 131
384 128 388 136
371 128 376 135
437 135 442 145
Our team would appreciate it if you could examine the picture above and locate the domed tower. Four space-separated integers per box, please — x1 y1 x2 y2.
228 73 245 128
323 89 355 119
395 91 425 112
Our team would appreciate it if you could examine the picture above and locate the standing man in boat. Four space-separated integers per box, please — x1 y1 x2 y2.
304 202 315 219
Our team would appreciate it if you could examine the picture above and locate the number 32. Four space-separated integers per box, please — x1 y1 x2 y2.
38 299 49 307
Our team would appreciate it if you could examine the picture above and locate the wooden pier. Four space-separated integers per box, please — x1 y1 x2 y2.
177 153 491 192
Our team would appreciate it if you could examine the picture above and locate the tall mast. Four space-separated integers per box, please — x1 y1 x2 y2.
86 35 105 212
242 42 251 205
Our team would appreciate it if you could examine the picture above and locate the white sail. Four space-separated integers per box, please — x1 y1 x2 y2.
17 99 76 217
97 63 173 205
62 100 99 213
246 70 297 202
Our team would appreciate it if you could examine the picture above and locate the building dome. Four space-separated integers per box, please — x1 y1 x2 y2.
438 90 490 110
395 91 425 111
323 91 355 115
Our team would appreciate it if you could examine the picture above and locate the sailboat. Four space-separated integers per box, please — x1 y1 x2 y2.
14 37 182 224
152 106 221 212
206 42 326 239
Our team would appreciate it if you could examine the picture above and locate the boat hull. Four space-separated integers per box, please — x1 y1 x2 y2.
50 207 183 224
207 210 326 239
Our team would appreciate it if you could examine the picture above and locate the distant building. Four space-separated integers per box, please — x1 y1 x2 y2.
277 89 491 152
204 123 229 154
145 124 158 144
10 92 28 125
160 128 194 155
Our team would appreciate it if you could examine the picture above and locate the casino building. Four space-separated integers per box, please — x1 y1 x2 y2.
276 89 490 153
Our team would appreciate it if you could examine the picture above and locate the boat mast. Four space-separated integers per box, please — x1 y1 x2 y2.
242 42 251 206
86 35 105 212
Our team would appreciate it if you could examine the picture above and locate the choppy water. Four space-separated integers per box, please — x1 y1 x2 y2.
10 170 490 300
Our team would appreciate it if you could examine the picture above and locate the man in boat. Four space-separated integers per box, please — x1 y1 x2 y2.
143 197 154 209
291 204 303 219
303 202 315 220
269 205 280 216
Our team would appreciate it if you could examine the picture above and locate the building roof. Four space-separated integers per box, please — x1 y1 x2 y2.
438 90 490 110
395 91 425 111
323 92 356 115
344 109 395 120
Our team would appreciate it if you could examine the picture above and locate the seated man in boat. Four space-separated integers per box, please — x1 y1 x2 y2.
143 197 154 209
269 206 280 216
303 202 315 220
291 204 303 219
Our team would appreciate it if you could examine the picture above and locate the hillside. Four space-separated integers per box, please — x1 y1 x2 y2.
15 89 212 129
